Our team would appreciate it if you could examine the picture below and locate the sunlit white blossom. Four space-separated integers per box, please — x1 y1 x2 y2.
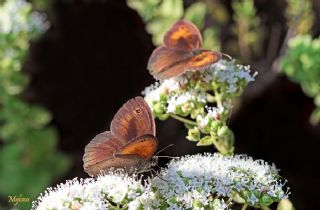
32 171 156 210
151 153 289 208
167 90 206 114
33 154 289 209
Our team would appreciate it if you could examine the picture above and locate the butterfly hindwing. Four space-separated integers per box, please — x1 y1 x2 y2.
83 131 130 176
148 46 191 79
115 134 158 160
187 51 222 71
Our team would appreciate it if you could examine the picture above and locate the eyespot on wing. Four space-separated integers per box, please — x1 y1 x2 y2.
110 97 155 141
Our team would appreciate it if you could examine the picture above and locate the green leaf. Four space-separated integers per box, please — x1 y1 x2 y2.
185 2 207 29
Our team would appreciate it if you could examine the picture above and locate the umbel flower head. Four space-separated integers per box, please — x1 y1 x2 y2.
32 170 157 210
152 153 289 209
33 153 289 210
143 59 256 154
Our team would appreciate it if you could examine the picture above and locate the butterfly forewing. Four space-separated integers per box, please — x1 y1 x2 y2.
111 97 155 142
163 19 202 51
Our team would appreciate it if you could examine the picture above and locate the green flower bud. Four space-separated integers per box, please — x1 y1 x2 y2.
153 102 165 114
230 191 246 204
217 125 230 137
210 121 222 133
187 127 200 142
193 200 204 208
190 107 204 119
260 194 273 206
197 135 213 146
181 102 193 114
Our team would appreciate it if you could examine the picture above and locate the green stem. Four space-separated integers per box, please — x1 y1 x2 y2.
212 83 222 107
241 203 248 210
169 114 197 126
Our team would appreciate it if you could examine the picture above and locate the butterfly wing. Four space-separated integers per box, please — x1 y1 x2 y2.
148 46 192 79
111 96 155 142
163 19 202 51
83 131 139 176
115 134 158 160
83 97 157 176
186 50 222 72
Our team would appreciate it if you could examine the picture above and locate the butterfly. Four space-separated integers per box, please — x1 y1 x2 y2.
148 19 222 80
83 96 158 176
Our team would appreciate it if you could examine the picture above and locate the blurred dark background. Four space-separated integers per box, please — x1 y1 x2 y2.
14 0 320 209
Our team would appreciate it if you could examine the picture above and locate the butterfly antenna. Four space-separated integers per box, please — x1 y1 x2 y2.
155 144 175 156
156 155 179 159
222 53 232 60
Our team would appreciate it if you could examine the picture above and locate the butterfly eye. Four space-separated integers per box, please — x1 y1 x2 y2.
135 108 141 114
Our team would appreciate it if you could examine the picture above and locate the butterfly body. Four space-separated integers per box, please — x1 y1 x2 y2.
148 20 221 80
83 97 158 176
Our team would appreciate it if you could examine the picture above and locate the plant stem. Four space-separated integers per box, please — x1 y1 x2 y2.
212 83 222 107
169 114 197 126
241 203 248 210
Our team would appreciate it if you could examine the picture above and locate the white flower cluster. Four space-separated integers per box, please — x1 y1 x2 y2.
33 154 289 210
143 59 256 120
153 153 289 209
196 106 224 129
0 0 49 34
32 171 157 210
144 59 255 107
204 60 256 93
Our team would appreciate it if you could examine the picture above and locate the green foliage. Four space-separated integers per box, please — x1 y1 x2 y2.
281 35 320 124
285 0 314 35
0 0 70 209
128 0 221 50
232 0 262 60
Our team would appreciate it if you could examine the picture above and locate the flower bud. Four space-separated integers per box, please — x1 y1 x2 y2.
210 121 222 133
197 135 213 146
260 194 273 206
217 125 230 137
153 102 165 114
187 127 200 142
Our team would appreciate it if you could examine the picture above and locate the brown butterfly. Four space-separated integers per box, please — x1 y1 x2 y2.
83 96 158 176
148 19 222 80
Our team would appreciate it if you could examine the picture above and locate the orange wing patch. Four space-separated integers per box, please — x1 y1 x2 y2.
117 135 158 160
188 51 222 70
164 20 202 51
170 26 193 41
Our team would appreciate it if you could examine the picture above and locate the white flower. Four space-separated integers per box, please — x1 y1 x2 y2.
33 154 289 209
167 90 206 114
150 153 289 208
204 60 256 93
32 171 153 210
